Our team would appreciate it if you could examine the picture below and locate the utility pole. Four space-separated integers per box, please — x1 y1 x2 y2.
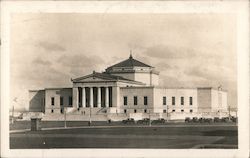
11 105 14 124
89 106 92 126
149 109 151 127
12 97 17 124
166 105 169 122
64 107 67 128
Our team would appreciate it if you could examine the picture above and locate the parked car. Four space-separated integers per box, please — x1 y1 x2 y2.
198 118 205 123
152 118 165 124
137 118 150 125
185 117 191 123
221 117 230 123
192 117 199 123
231 116 238 123
122 118 135 124
204 118 213 123
213 117 220 123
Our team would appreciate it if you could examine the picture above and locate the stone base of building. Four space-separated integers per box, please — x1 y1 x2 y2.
23 111 229 121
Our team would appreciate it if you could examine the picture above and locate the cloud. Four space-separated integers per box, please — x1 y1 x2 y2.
32 58 52 66
143 45 216 59
57 54 105 76
36 41 66 52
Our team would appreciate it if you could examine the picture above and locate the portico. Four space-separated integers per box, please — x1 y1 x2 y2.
73 86 112 108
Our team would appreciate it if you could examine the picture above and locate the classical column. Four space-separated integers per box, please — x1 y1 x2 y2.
105 87 109 107
73 87 79 108
97 87 101 108
82 87 86 108
90 87 93 108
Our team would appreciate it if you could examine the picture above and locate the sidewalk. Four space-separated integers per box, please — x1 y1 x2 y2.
10 123 237 134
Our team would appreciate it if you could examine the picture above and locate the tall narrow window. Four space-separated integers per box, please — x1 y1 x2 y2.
134 109 137 113
134 96 138 105
144 96 148 105
69 96 72 106
51 97 55 106
189 97 193 105
163 96 167 105
181 97 184 105
172 97 175 105
123 96 127 106
60 97 64 106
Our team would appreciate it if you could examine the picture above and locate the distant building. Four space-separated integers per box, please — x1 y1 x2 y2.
29 54 229 121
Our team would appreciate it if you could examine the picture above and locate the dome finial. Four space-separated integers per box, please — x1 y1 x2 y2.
129 50 133 59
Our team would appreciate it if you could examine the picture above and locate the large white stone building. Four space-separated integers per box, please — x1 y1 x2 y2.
29 54 229 121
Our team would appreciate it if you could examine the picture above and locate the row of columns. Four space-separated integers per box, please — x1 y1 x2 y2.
74 87 110 108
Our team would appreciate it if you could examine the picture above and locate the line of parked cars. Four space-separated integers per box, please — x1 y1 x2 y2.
184 116 238 123
122 118 166 124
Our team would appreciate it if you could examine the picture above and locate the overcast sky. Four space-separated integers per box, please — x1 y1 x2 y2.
10 13 237 110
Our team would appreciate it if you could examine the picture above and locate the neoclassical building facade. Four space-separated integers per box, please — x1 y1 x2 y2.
29 55 229 121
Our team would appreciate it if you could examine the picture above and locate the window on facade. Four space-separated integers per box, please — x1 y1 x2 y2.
163 109 167 113
134 96 138 105
60 97 64 106
144 96 148 105
134 109 137 113
124 109 127 113
181 109 184 112
190 109 193 113
144 109 147 113
163 96 167 105
69 96 72 106
60 108 63 114
181 97 184 105
123 96 127 105
51 97 55 106
172 109 175 112
189 97 193 105
172 97 175 105
51 109 54 113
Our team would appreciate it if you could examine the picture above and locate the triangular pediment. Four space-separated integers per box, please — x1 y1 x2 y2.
72 72 117 82
75 76 112 82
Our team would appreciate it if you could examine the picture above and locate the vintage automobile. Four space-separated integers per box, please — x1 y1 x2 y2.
137 118 150 125
151 118 165 124
122 118 135 124
192 117 199 123
185 117 191 123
